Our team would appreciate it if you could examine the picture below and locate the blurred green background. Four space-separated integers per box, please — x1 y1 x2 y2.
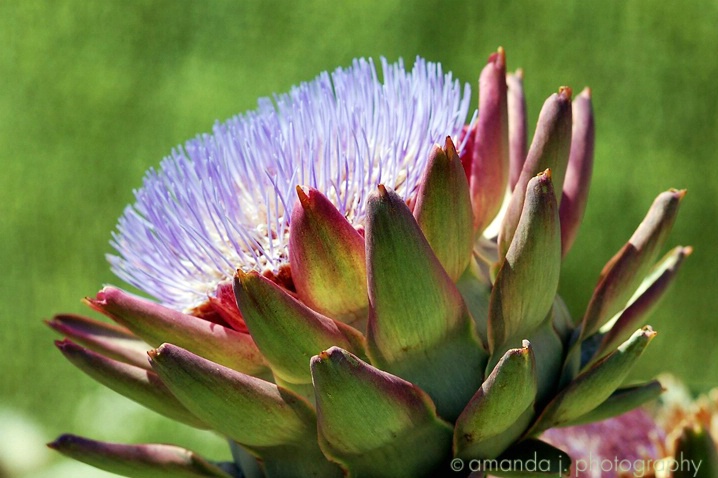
1 1 716 476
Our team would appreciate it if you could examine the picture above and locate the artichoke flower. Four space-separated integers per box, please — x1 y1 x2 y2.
48 49 690 478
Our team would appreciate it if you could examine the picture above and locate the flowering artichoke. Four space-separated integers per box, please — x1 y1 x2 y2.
48 49 690 478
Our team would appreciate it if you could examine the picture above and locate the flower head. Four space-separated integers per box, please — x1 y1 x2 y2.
49 50 691 478
109 57 471 311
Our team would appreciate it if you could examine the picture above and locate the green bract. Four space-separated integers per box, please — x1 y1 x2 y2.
48 49 690 477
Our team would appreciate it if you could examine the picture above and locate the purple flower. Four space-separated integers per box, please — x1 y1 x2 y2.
108 57 471 311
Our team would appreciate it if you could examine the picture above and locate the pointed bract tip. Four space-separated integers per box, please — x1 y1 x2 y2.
671 188 687 200
83 286 119 310
46 437 63 450
97 285 115 300
513 68 524 79
683 245 694 256
559 86 573 101
47 434 79 451
312 346 349 366
234 268 249 281
641 325 657 339
377 184 388 197
323 346 344 358
443 136 458 157
489 47 506 68
514 342 532 358
84 292 103 308
537 168 552 180
295 185 311 208
148 343 175 361
580 87 592 98
54 338 71 349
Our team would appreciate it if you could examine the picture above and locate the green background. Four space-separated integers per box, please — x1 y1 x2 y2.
2 1 716 476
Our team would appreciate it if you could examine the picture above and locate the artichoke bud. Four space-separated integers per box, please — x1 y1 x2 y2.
55 339 207 429
47 435 238 478
85 286 268 376
532 326 656 433
149 344 323 450
499 87 572 258
311 346 453 477
593 245 692 361
507 68 528 191
559 87 595 257
150 343 344 477
580 188 686 338
365 184 487 420
454 340 537 460
289 186 368 323
488 169 561 353
461 47 510 235
234 269 366 386
559 380 664 427
414 136 474 282
47 313 151 370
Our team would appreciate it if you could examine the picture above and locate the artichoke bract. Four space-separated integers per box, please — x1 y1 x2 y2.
48 49 690 478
